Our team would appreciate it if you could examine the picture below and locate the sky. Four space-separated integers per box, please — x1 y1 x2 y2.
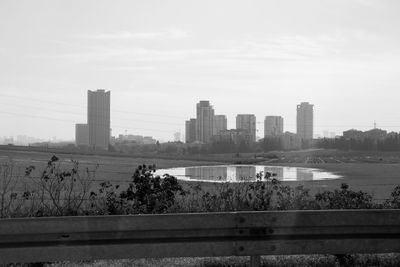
1 0 400 141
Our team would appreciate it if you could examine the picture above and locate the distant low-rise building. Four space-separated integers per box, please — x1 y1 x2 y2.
343 129 364 140
75 124 89 147
143 136 157 145
213 129 252 145
174 132 181 142
3 137 14 145
343 128 387 140
115 134 157 145
282 132 302 150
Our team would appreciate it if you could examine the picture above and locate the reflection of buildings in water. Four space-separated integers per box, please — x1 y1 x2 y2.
185 167 196 180
264 167 284 180
296 169 314 181
235 166 256 181
210 167 228 181
226 166 236 182
185 166 227 181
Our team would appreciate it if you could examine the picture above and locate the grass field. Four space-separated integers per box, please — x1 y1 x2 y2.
1 148 400 200
2 148 400 266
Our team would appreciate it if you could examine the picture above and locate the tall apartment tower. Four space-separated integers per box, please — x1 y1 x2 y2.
236 114 256 142
185 118 197 143
88 89 110 150
264 116 284 137
196 101 215 143
297 102 314 140
213 115 227 135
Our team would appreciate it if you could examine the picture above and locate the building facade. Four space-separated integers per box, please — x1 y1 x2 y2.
343 128 388 140
296 102 314 140
196 101 215 143
185 118 197 143
236 114 256 142
88 89 110 150
264 116 284 137
282 132 302 150
75 123 89 147
213 115 227 135
213 129 253 145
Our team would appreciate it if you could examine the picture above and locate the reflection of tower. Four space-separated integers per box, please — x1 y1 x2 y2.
185 166 227 181
212 166 227 181
296 169 314 181
185 167 197 180
264 167 284 180
235 166 256 181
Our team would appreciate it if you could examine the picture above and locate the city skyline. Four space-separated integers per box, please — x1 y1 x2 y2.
2 1 400 141
0 93 394 143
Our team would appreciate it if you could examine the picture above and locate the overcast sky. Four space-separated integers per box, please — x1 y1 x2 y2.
1 0 400 141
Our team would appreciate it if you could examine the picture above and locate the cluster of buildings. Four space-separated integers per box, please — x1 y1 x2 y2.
185 101 314 149
111 134 157 145
343 128 389 141
75 89 159 151
73 92 314 151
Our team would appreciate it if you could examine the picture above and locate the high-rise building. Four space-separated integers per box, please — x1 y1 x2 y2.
185 118 197 143
213 115 227 135
264 116 284 137
236 114 256 142
75 123 89 146
88 89 110 150
196 101 215 143
296 102 314 140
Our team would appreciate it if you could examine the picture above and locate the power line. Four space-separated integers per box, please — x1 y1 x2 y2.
3 93 400 129
0 93 188 120
0 110 178 133
0 101 183 127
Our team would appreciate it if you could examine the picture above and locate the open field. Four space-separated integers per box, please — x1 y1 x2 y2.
1 148 400 200
258 149 400 201
0 149 225 193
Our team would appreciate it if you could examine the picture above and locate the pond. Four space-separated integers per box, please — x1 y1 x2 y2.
154 165 342 183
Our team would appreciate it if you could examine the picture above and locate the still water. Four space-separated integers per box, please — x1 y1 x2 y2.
155 165 341 183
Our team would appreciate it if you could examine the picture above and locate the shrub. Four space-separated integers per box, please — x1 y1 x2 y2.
314 183 374 209
22 155 96 216
384 185 400 208
117 164 184 214
0 161 21 218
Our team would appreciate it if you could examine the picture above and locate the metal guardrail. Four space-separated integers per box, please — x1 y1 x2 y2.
1 210 400 267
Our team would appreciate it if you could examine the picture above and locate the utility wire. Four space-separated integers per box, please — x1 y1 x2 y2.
0 110 177 133
0 93 188 119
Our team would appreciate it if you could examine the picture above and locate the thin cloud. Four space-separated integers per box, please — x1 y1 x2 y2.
352 0 386 8
84 29 190 41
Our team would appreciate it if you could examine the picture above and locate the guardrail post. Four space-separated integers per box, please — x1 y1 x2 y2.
250 255 261 267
